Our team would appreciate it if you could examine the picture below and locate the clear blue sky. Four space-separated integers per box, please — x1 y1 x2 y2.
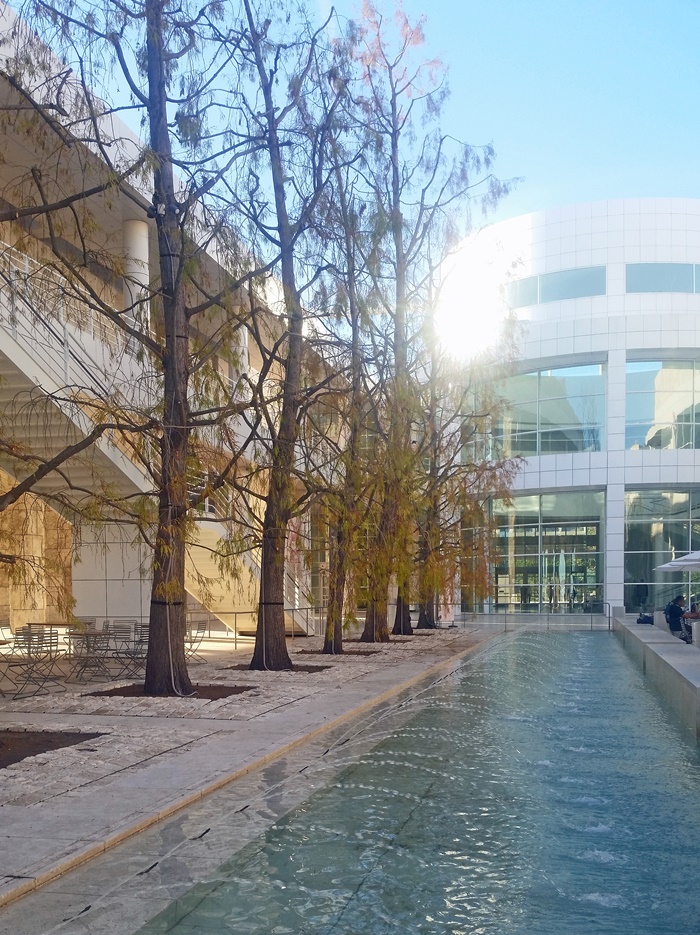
328 0 700 224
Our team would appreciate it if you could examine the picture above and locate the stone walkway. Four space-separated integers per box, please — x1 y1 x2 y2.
0 627 497 932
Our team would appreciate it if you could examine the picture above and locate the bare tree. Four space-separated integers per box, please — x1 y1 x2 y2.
5 0 268 692
328 3 508 642
217 1 346 670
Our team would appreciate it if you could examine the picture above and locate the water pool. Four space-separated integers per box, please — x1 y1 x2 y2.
140 632 700 935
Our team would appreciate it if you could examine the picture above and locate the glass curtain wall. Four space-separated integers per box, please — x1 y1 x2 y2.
625 489 700 612
626 360 700 449
494 364 605 457
491 491 605 614
504 266 606 308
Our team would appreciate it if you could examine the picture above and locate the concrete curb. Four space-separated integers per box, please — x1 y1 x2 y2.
613 617 700 738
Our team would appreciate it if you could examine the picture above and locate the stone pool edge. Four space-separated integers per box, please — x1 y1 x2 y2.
613 615 700 738
0 631 503 911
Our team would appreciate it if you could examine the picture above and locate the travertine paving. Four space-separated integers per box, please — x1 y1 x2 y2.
0 626 495 931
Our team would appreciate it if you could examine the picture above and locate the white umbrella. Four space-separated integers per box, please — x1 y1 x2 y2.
655 550 700 571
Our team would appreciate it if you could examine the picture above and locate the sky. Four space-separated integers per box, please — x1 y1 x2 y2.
327 0 700 225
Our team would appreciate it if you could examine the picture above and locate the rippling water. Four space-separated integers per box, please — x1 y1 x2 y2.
141 632 700 934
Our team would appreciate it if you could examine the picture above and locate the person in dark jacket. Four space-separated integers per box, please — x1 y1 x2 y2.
666 595 691 642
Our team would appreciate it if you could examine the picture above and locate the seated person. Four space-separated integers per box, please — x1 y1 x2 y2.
666 595 692 642
682 602 700 641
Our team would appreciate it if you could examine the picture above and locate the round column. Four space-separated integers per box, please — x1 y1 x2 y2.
122 219 150 320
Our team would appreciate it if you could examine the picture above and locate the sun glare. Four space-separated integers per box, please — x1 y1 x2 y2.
435 234 512 362
434 215 539 362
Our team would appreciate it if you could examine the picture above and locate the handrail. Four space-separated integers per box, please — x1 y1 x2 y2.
0 268 112 397
0 239 133 360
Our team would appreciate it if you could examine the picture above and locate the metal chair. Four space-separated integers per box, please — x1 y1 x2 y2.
185 617 208 664
7 626 66 698
0 628 17 694
111 623 149 679
104 620 137 674
66 628 111 682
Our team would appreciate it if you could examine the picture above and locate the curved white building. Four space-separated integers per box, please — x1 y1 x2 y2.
469 198 700 616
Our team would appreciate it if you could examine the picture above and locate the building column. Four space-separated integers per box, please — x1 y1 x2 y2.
605 348 627 609
122 218 150 322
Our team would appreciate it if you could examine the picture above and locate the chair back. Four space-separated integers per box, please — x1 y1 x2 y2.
13 626 33 653
15 626 59 656
134 623 149 643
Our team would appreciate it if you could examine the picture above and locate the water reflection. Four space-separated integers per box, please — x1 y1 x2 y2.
140 633 700 935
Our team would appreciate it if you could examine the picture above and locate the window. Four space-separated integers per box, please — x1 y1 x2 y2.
626 359 700 450
504 266 606 308
490 492 604 613
624 489 700 612
626 263 696 293
504 276 538 308
539 267 606 303
494 364 606 456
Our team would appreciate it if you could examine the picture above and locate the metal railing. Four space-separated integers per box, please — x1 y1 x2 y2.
454 603 612 632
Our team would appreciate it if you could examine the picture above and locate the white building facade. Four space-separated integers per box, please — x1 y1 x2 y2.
471 198 700 616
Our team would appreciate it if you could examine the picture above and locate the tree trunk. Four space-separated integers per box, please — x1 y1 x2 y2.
322 142 363 656
362 590 390 643
360 489 394 642
323 523 345 654
245 0 300 671
416 593 437 629
251 495 293 669
392 587 413 635
143 0 192 695
360 73 410 644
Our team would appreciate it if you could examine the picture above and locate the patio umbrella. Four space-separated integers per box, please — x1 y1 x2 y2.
655 550 700 571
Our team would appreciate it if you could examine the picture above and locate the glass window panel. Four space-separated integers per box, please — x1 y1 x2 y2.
624 581 676 612
490 492 606 613
512 526 540 554
675 423 694 449
513 556 540 576
647 391 695 424
626 262 694 293
690 523 700 550
539 266 606 302
493 495 539 523
626 391 657 424
509 431 538 457
646 583 685 613
626 362 695 451
625 521 689 554
641 424 674 449
626 361 663 393
542 491 604 521
506 401 538 430
627 360 693 392
660 360 694 391
625 425 652 450
539 395 604 427
540 427 601 453
504 276 538 309
539 365 604 399
625 490 690 521
495 364 606 457
494 372 539 404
